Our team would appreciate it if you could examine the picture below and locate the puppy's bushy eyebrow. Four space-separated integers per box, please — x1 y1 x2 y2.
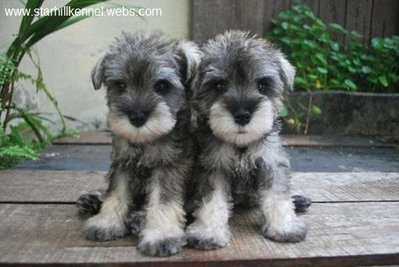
201 67 226 84
156 67 184 89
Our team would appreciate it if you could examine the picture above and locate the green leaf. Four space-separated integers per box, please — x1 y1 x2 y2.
361 66 372 74
330 42 339 51
0 145 37 160
344 79 357 90
311 105 322 115
329 23 347 34
23 0 110 48
378 76 389 87
316 67 328 74
314 53 327 65
281 22 289 30
280 106 289 117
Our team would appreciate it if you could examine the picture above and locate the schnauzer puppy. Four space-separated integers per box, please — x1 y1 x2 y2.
77 31 200 257
186 30 308 250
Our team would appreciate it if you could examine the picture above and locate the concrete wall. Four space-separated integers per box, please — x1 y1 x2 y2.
0 0 190 132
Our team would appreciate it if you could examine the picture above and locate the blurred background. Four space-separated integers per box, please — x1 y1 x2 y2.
0 0 398 168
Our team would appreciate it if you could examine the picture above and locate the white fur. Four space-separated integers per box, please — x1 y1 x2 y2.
109 102 176 144
84 173 130 235
279 56 296 91
140 184 185 245
178 41 203 82
261 190 306 237
186 175 232 247
209 100 274 147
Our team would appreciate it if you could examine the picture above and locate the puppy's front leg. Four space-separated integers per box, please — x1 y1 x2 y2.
84 169 130 241
260 166 307 242
186 171 231 250
137 167 186 257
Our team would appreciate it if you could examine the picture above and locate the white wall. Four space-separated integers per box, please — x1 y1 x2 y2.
0 0 190 132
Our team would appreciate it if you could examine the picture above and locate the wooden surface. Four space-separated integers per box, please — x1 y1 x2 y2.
1 131 399 266
0 169 398 265
54 131 112 145
0 171 398 203
191 0 399 43
0 203 398 265
54 132 390 147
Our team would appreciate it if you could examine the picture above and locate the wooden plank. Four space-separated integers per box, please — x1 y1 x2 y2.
54 131 111 145
191 0 269 43
0 170 106 203
318 0 348 43
370 0 399 38
281 135 390 147
54 132 390 147
0 203 398 265
0 170 398 203
301 0 321 16
345 0 373 43
191 0 237 43
234 0 267 36
291 172 399 202
263 0 291 32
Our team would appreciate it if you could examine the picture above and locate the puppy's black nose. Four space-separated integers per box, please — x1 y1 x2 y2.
233 109 251 126
129 111 149 127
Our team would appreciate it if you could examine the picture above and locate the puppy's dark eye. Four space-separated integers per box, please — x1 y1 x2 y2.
256 77 273 94
114 80 126 91
154 80 171 95
210 79 228 94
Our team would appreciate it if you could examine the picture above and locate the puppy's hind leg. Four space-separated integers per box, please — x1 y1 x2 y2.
84 169 131 242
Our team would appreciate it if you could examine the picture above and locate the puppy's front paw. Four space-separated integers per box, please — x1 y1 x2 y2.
84 216 127 241
128 211 146 237
262 217 307 243
292 195 312 213
76 192 102 215
138 236 185 257
186 224 230 250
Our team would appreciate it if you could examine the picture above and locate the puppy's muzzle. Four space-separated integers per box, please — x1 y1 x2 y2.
233 108 252 126
129 110 150 127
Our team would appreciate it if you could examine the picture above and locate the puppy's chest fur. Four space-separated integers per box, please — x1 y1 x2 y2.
111 136 183 178
200 136 268 201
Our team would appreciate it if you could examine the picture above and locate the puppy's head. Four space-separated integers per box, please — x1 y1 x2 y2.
192 30 295 147
92 31 201 144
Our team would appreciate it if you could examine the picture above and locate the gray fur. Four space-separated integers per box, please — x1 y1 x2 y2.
186 30 308 249
79 31 200 257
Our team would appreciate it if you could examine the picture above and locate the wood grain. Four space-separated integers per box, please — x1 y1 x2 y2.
53 132 388 147
0 170 398 203
0 203 398 265
191 0 399 44
53 131 111 145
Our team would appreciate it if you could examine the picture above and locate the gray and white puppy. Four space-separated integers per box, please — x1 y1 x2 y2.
78 31 200 257
186 30 307 250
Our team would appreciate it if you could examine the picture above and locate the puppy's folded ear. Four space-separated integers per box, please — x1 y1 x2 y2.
91 54 107 90
176 41 202 87
176 41 202 130
279 56 296 92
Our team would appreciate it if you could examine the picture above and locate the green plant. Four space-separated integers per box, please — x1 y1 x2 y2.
280 94 321 134
0 0 142 169
0 110 38 169
268 1 399 93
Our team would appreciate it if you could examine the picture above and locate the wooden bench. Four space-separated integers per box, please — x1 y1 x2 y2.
0 170 398 266
0 133 398 266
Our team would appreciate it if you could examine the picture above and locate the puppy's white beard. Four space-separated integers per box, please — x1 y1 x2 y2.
109 102 176 144
209 101 274 147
